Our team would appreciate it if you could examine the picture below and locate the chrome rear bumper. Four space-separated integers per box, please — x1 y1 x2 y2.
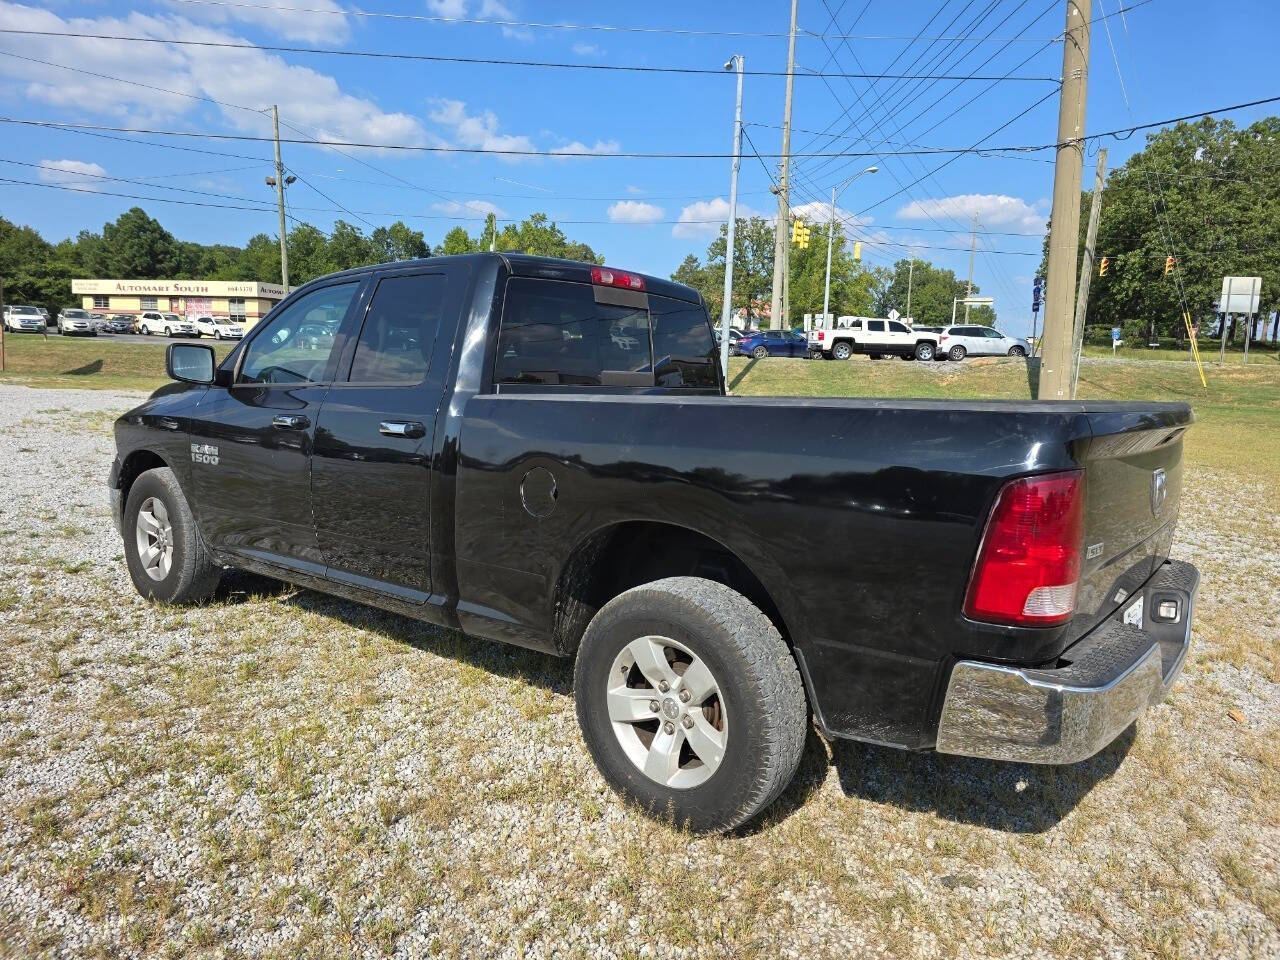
935 559 1198 764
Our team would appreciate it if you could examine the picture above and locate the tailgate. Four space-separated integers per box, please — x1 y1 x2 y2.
1069 407 1191 644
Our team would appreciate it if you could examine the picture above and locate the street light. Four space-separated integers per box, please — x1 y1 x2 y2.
719 54 744 379
821 165 877 331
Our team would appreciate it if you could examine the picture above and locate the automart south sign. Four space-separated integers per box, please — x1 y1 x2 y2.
71 279 291 299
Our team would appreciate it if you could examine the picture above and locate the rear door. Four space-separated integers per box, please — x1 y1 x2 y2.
864 319 887 351
189 279 364 571
311 263 470 601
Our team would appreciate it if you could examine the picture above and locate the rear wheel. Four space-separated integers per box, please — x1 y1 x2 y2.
1008 345 1026 357
948 345 967 362
808 348 824 360
831 341 853 361
574 577 807 833
869 353 883 360
140 324 150 336
123 467 221 605
915 342 935 361
752 345 768 360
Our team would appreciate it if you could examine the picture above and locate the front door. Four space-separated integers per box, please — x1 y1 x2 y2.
188 279 364 572
312 265 467 601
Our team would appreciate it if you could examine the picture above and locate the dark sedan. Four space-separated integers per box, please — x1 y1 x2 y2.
739 328 810 359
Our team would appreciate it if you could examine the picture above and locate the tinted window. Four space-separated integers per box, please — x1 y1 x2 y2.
496 278 651 387
349 273 444 383
983 327 1004 338
652 296 717 388
866 320 885 332
888 321 909 333
239 282 358 384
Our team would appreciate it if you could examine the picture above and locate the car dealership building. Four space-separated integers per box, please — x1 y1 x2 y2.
71 278 290 330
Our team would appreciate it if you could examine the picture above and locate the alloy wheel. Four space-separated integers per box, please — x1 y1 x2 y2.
134 496 174 581
606 635 728 789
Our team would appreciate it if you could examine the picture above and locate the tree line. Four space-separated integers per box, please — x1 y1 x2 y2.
671 215 996 328
0 207 600 314
1043 115 1280 345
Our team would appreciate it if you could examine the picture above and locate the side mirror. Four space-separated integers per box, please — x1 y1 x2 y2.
166 343 216 384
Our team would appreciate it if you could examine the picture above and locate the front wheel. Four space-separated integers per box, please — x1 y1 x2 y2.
915 342 935 361
948 345 967 361
831 342 853 361
752 345 768 360
1008 345 1026 357
123 467 221 604
164 327 173 338
574 577 808 833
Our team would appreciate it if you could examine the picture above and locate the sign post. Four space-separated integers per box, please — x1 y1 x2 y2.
1219 276 1261 365
1111 325 1122 356
1031 275 1043 354
0 278 5 373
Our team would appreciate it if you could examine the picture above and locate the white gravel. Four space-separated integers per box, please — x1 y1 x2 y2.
0 383 1276 960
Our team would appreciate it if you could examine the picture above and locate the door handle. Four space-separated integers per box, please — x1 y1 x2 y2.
379 420 425 439
272 414 310 430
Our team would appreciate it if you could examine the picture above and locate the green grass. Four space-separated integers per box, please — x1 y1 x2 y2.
1081 341 1280 364
0 334 234 391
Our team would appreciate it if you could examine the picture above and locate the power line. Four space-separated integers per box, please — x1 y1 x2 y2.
0 29 1063 81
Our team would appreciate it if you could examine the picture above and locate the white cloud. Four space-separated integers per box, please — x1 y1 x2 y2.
478 0 533 41
0 3 426 147
163 0 350 44
790 200 869 228
607 200 663 224
572 42 602 56
550 139 620 158
896 193 1046 232
428 98 535 162
37 159 108 189
431 199 505 219
625 185 644 195
426 0 468 16
672 197 764 239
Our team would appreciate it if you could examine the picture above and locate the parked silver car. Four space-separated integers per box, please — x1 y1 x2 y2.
57 308 97 336
937 325 1030 361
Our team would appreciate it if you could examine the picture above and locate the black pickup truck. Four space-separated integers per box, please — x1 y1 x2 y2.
110 254 1199 831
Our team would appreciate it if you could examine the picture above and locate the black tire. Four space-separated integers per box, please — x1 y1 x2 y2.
752 345 768 360
123 467 222 605
948 345 967 361
831 341 853 361
808 348 823 360
915 341 935 361
574 576 807 833
869 353 883 360
1008 345 1026 357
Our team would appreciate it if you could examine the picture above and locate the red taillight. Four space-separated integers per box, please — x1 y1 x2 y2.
940 333 949 341
591 266 645 291
817 331 825 341
964 471 1085 627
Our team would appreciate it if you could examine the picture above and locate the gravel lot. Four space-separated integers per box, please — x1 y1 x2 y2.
0 383 1276 960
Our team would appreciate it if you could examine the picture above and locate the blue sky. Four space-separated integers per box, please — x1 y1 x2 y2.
1 0 1277 334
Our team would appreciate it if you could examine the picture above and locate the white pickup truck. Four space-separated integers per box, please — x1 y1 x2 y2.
808 316 939 361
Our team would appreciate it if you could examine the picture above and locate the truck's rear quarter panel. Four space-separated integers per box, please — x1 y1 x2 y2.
454 394 1190 749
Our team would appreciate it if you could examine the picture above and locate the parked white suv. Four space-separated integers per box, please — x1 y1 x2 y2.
937 325 1030 361
3 305 46 332
57 308 97 336
808 316 939 361
138 312 198 337
195 315 244 340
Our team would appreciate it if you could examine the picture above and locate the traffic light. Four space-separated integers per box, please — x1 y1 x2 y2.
1164 255 1175 275
790 220 801 244
791 220 810 249
1098 256 1110 277
853 241 862 262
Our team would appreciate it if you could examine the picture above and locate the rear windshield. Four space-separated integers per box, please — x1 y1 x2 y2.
494 278 717 389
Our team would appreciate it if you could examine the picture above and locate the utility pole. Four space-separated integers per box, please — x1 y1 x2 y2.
0 278 5 373
1040 0 1092 399
963 213 978 322
906 255 915 322
1069 147 1107 395
271 105 289 289
769 0 798 331
720 55 745 379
